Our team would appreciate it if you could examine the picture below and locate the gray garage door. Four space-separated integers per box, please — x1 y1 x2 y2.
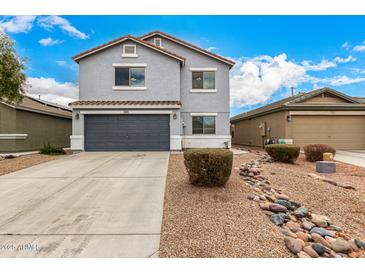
84 114 170 151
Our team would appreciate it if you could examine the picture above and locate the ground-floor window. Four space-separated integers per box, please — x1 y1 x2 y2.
192 116 216 134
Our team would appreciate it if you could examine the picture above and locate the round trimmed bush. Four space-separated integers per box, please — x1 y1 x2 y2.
265 144 300 163
303 144 336 162
183 148 233 187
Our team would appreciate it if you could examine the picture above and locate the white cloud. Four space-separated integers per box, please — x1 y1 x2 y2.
301 55 356 71
230 54 306 107
301 59 337 71
56 60 67 66
353 44 365 52
342 41 351 50
0 16 36 33
351 68 365 74
55 60 77 70
37 16 89 39
206 46 218 52
39 37 63 46
26 77 78 106
312 75 365 86
333 55 356 63
230 52 365 107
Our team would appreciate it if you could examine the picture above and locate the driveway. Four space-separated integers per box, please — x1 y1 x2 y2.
335 150 365 168
0 151 169 257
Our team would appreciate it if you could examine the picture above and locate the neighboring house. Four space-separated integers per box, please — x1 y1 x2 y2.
69 30 235 151
0 95 72 152
230 87 365 150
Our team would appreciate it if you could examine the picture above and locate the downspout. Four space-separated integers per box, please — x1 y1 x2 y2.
181 121 186 151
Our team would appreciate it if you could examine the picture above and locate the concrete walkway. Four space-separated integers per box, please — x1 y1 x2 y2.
335 150 365 168
0 151 169 257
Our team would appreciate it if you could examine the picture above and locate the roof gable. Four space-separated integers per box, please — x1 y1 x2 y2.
285 87 360 105
139 30 235 67
72 35 185 64
230 87 363 122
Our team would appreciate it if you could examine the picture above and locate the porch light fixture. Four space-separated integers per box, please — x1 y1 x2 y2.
173 113 177 119
286 115 292 122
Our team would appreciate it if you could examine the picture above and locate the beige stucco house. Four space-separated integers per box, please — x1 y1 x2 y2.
230 87 365 149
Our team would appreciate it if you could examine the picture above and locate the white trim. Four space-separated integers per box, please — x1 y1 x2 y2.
112 86 147 91
72 104 181 110
70 135 84 150
112 63 147 67
190 67 217 71
153 37 162 47
121 54 138 58
170 135 182 150
140 32 234 66
190 89 217 93
80 110 173 114
183 135 231 148
184 135 231 139
289 110 365 116
0 134 28 140
190 112 218 116
122 44 137 57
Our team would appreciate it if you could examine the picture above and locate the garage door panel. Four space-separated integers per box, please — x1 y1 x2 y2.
291 115 365 149
84 114 170 151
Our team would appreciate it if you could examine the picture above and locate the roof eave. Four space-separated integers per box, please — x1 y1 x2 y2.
1 102 72 119
286 87 360 105
230 106 286 123
140 31 235 68
72 36 186 64
287 104 365 110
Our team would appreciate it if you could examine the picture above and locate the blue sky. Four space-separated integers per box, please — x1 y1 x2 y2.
1 15 365 115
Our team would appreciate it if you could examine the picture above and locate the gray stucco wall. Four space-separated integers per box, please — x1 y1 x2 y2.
181 112 230 135
145 36 231 135
78 40 181 101
72 35 232 150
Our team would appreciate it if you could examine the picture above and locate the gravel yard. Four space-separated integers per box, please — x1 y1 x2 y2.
263 154 365 241
160 149 365 257
160 152 292 257
0 153 68 176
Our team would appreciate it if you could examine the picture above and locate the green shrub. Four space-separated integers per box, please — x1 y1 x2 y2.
183 148 233 187
303 144 336 162
265 144 300 163
40 143 66 155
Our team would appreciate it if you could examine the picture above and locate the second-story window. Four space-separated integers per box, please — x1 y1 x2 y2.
122 44 137 57
115 67 145 87
192 71 215 90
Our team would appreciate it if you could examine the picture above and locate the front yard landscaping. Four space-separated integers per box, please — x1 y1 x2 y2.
0 153 69 176
160 147 365 257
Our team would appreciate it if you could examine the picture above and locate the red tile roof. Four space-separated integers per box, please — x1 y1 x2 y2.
72 35 185 63
139 30 236 67
69 100 181 107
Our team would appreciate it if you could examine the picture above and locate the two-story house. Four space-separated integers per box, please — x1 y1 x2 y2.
69 31 235 151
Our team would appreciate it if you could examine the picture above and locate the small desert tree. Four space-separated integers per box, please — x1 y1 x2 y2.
0 32 26 103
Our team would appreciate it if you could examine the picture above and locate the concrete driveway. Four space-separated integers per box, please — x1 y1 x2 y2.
0 151 169 257
335 150 365 168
